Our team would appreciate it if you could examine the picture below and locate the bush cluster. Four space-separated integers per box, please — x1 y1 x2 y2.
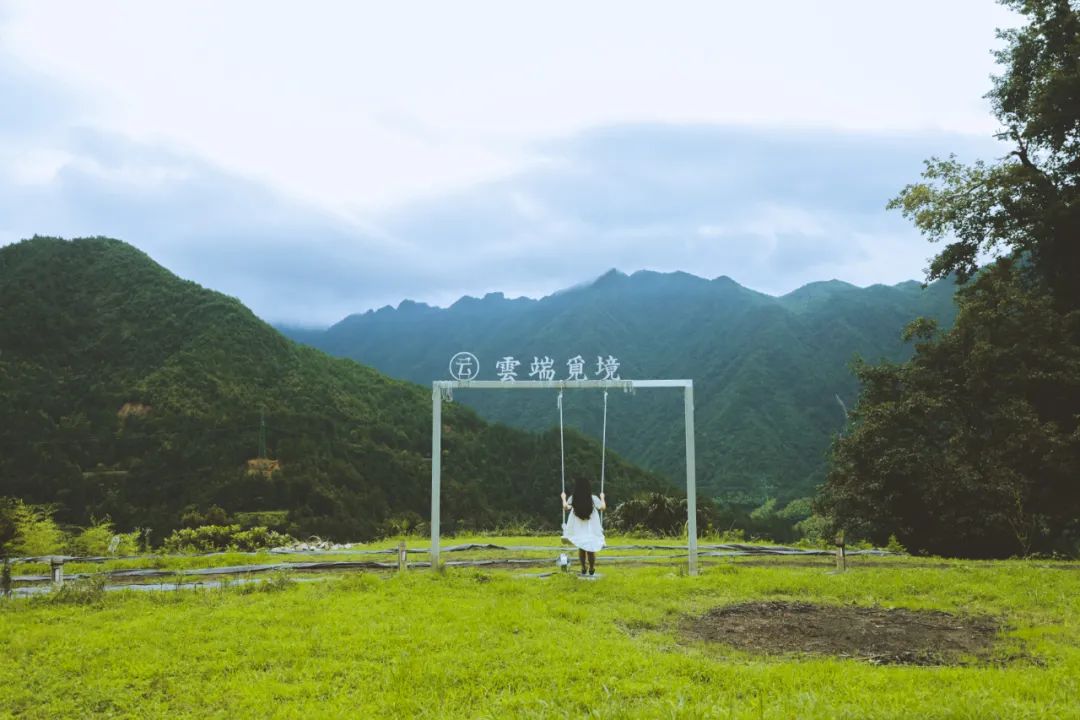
606 492 830 544
161 524 294 553
1 498 144 558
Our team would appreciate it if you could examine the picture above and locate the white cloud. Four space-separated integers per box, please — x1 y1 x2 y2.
1 147 71 184
714 204 830 242
2 0 1016 214
0 2 1018 324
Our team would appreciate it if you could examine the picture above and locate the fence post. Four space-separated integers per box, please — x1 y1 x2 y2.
50 557 65 587
398 541 408 572
835 531 847 572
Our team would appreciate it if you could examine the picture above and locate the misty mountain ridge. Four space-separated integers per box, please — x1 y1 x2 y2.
282 270 937 337
282 268 958 502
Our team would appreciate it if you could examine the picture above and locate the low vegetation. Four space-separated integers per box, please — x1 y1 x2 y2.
3 495 834 562
161 524 294 553
0 500 142 559
1 546 1077 718
607 493 827 544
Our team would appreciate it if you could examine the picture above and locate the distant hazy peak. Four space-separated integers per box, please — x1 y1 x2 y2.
781 279 858 298
316 268 940 329
590 268 629 286
397 299 435 312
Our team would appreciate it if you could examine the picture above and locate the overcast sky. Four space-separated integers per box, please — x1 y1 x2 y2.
0 1 1014 324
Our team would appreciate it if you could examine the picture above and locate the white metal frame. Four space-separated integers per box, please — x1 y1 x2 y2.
431 379 698 575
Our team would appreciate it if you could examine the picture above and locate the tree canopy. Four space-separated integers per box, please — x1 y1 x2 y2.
0 237 670 541
820 0 1080 557
889 0 1080 307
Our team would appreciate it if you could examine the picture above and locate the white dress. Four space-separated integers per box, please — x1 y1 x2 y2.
562 494 605 552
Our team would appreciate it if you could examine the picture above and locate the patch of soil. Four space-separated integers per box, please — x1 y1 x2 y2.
681 601 1001 665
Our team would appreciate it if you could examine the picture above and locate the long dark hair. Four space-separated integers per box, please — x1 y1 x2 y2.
571 476 594 520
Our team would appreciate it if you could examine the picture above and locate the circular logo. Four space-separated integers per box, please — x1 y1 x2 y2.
448 352 480 380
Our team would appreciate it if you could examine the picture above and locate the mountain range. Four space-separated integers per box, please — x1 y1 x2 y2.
282 269 959 502
0 237 668 539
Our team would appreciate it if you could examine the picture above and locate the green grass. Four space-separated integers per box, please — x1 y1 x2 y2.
2 539 1078 719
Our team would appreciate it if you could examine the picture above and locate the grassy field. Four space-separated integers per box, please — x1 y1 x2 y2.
11 534 706 579
2 538 1078 719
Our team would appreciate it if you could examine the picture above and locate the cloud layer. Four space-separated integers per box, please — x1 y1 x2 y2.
0 3 1006 325
3 1 1012 213
0 113 1000 324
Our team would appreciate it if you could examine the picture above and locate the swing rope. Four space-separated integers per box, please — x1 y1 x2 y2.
599 390 608 521
558 390 566 527
600 390 608 495
558 389 610 525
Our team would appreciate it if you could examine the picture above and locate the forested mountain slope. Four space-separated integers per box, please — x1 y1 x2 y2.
0 237 668 539
283 270 957 501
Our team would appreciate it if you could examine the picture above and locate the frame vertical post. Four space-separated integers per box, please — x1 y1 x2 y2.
431 384 442 570
684 382 698 575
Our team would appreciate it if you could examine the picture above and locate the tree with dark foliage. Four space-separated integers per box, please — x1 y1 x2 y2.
819 0 1080 557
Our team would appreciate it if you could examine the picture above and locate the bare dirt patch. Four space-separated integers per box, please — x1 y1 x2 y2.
681 601 1002 665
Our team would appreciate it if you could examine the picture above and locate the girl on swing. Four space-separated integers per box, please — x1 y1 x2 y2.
561 475 606 575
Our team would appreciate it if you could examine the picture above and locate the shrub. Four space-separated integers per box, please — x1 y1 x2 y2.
744 497 798 542
609 492 717 537
778 498 813 521
180 505 230 528
163 525 238 553
162 524 294 553
233 510 290 532
885 534 908 554
66 518 140 557
68 520 115 556
793 514 831 545
230 526 294 551
0 500 66 557
750 498 778 521
379 512 426 538
608 493 692 536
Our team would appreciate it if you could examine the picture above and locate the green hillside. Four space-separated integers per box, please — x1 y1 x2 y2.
283 270 958 502
0 237 669 539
